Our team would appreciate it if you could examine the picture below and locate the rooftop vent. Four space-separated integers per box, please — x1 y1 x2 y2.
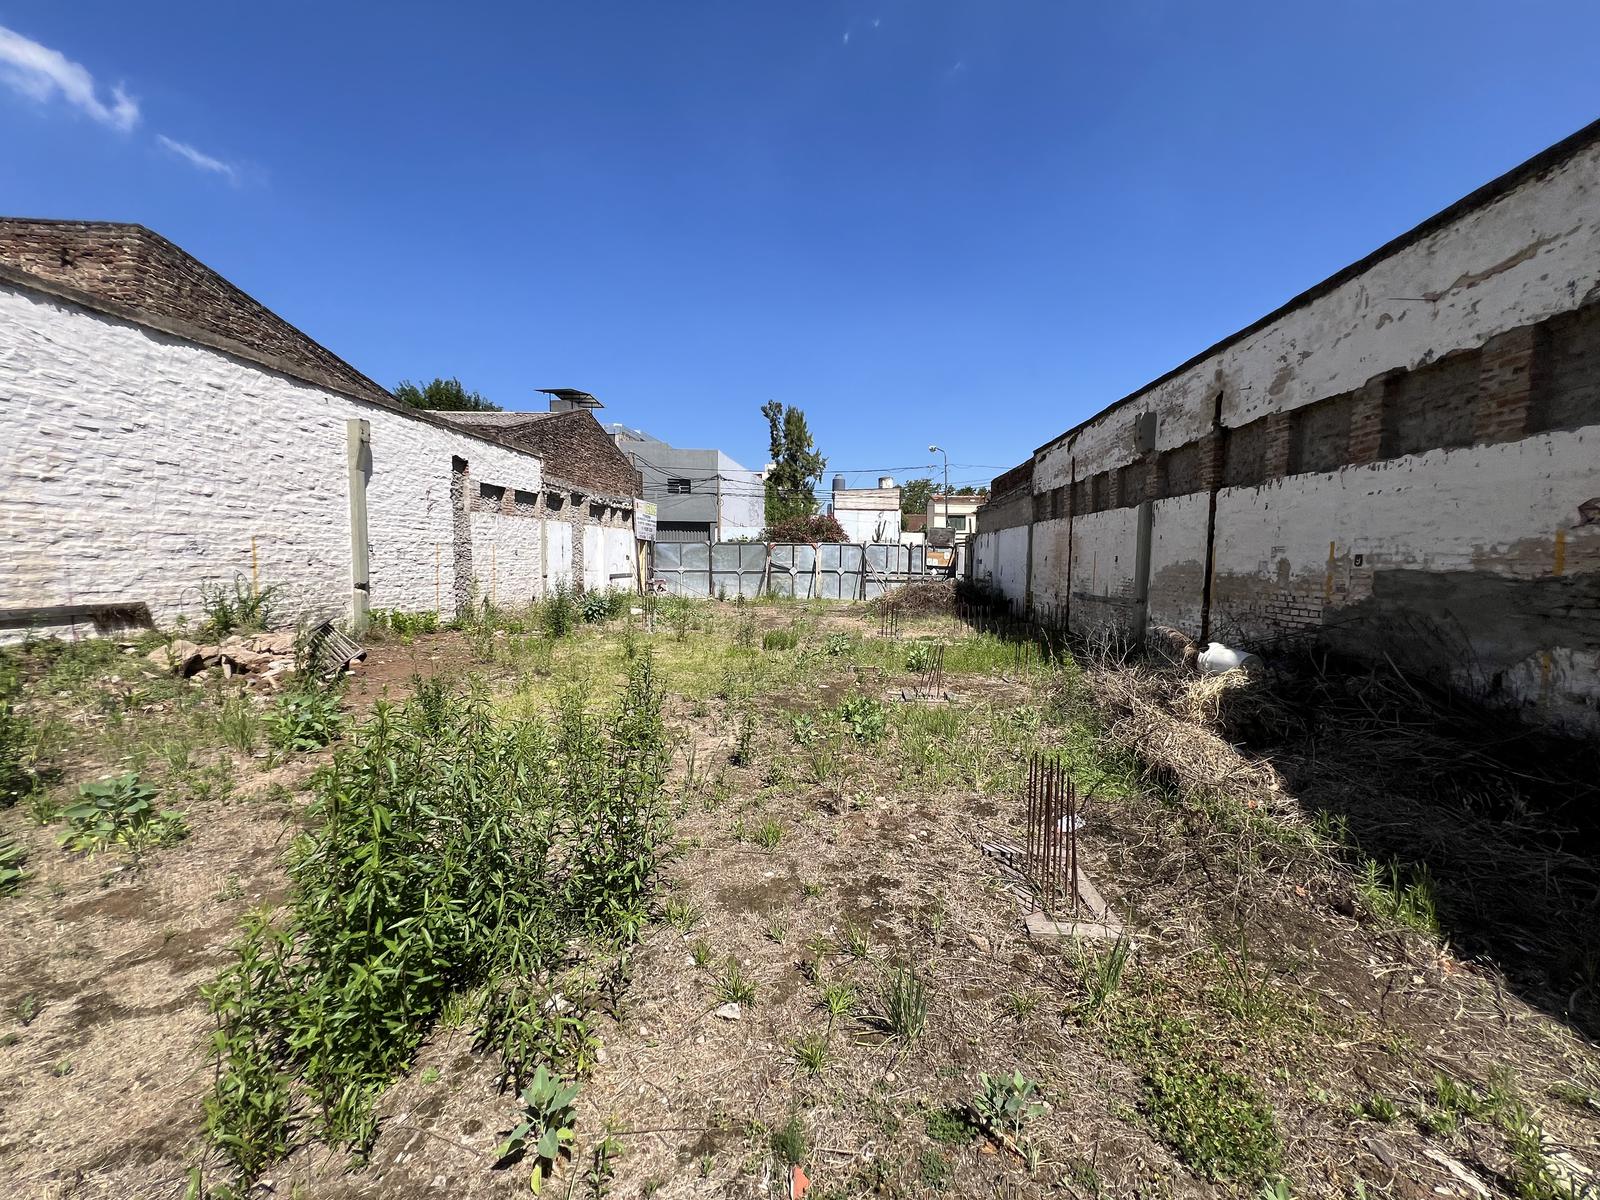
538 388 603 414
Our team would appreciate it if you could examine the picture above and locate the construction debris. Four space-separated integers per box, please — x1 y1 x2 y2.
143 627 358 689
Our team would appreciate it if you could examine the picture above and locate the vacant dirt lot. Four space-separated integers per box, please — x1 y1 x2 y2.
2 597 1596 1199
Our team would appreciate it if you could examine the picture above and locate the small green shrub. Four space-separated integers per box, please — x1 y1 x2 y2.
202 656 670 1190
1142 1052 1281 1183
265 687 344 752
905 643 933 672
663 595 694 640
0 836 27 895
878 965 928 1042
496 1065 580 1192
714 958 757 1008
729 710 756 767
369 609 440 637
200 576 277 637
818 979 858 1020
791 1031 829 1076
542 581 578 639
924 1105 978 1146
734 612 758 649
790 713 819 746
1356 858 1439 935
59 774 187 854
580 591 612 624
762 629 797 652
837 694 888 744
824 633 853 657
770 1115 807 1166
973 1070 1045 1142
1 682 38 807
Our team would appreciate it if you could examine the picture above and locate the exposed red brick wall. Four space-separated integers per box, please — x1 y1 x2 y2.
989 458 1033 497
488 410 643 498
1474 325 1543 444
0 219 388 404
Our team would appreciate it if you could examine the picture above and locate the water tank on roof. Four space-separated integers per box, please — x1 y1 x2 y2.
879 476 895 488
832 474 846 492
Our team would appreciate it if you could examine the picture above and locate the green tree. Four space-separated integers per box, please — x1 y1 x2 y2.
900 477 934 518
761 401 826 527
394 377 501 413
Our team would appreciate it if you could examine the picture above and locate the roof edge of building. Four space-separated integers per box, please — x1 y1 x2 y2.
0 260 554 461
1032 115 1600 457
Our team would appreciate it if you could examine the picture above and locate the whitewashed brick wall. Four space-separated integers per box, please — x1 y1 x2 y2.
0 281 553 636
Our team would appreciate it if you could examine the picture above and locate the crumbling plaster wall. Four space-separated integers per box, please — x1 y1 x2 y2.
1018 131 1600 735
971 525 1029 606
0 281 553 633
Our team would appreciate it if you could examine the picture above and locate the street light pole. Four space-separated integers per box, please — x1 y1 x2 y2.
928 443 948 537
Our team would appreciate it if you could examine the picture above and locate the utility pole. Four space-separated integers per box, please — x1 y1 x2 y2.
928 443 949 533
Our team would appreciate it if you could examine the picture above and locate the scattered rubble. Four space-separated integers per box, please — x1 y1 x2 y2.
146 630 301 688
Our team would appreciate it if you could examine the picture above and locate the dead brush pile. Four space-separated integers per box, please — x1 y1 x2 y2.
875 577 955 614
1078 661 1295 821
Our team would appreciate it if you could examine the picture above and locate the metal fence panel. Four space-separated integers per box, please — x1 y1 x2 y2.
656 541 711 596
711 542 765 599
767 543 818 597
655 540 926 600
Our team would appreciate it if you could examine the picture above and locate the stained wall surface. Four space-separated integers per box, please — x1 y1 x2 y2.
0 281 566 634
988 123 1600 735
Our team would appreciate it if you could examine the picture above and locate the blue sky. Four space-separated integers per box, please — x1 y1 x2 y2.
3 3 1598 490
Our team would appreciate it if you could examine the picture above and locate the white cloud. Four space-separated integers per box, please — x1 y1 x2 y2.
157 134 238 182
0 23 139 130
843 30 850 44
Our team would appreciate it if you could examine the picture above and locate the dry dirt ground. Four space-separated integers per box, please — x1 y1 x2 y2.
2 600 1597 1200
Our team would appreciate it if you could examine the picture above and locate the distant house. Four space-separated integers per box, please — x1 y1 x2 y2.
829 475 902 544
607 425 764 541
926 492 986 542
925 492 985 573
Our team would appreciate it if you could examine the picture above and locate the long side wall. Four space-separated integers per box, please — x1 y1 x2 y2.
971 473 1033 607
0 282 582 634
1012 131 1600 736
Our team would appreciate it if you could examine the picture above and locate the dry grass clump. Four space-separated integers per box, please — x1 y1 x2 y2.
1175 668 1303 744
1079 664 1288 817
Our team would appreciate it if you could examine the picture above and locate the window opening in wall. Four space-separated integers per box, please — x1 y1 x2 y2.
947 514 968 531
514 489 537 509
666 478 692 495
480 483 506 506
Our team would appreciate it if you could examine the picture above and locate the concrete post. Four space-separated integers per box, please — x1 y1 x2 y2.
346 419 372 633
